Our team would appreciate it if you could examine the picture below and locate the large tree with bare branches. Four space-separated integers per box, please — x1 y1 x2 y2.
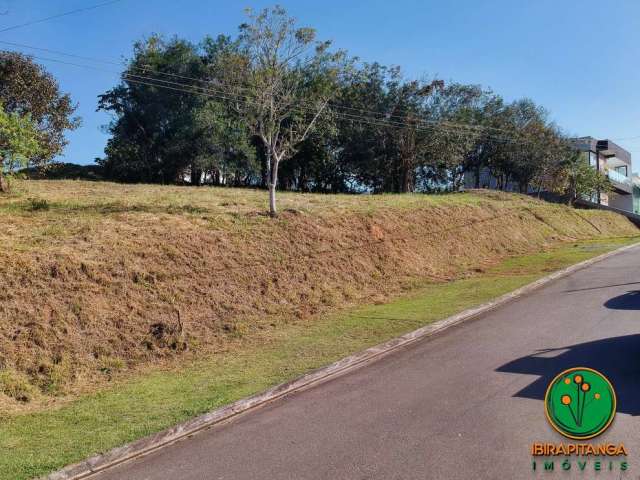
219 6 346 215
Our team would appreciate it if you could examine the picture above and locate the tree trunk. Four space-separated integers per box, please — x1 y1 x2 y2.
191 165 202 186
268 158 280 217
0 172 8 193
400 165 412 193
263 150 271 190
474 165 481 189
299 165 307 192
567 179 576 205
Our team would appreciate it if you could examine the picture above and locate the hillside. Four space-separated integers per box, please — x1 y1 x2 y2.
0 180 638 409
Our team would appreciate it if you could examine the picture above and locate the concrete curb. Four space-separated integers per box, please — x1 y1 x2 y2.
46 241 640 480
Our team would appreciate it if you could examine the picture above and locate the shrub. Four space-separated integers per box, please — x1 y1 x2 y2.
0 369 38 403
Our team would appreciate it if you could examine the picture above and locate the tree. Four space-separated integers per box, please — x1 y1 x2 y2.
193 34 258 186
336 63 395 193
422 83 491 190
98 36 208 183
0 104 43 192
279 129 349 193
99 35 255 185
191 100 257 186
553 150 612 205
474 98 564 193
385 79 445 193
0 51 79 164
443 87 504 189
337 64 445 193
219 6 346 215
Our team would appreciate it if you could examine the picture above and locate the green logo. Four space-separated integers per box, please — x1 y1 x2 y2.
545 367 616 440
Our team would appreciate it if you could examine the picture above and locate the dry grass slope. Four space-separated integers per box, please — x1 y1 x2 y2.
0 180 637 410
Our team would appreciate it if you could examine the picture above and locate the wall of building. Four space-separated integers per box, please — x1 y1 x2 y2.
608 191 634 212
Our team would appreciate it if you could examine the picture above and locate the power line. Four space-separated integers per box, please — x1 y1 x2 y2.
0 0 125 34
2 48 547 148
0 38 533 140
122 75 548 147
0 39 123 65
118 74 536 145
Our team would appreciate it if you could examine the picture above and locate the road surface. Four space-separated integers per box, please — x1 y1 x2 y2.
95 246 640 479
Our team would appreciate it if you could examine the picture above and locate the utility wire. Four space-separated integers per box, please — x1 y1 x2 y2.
0 39 123 65
0 0 125 34
0 38 534 140
120 73 534 145
4 49 548 148
123 74 548 147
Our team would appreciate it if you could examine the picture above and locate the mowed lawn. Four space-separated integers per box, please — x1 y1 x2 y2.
1 236 638 480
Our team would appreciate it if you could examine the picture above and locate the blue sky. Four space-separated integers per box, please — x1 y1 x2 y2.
2 0 640 167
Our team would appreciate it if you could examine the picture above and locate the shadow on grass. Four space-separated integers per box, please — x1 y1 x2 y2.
497 334 640 416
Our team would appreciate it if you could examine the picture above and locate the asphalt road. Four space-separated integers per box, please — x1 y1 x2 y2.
95 246 640 480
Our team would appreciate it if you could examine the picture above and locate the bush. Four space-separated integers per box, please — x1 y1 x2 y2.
28 197 49 211
0 369 38 403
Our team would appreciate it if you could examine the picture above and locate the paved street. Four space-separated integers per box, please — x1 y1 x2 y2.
95 246 640 479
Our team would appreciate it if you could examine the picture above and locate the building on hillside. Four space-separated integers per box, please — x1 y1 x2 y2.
463 136 635 213
572 137 633 211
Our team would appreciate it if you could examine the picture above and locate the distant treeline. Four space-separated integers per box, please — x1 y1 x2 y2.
95 9 592 198
20 162 103 181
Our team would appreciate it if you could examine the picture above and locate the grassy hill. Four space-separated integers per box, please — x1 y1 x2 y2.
1 180 639 479
0 180 638 410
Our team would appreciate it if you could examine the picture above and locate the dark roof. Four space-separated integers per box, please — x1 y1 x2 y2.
570 137 632 165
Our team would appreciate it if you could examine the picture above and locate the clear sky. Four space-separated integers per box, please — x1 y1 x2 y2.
2 0 640 167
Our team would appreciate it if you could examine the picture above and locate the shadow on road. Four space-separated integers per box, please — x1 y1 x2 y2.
497 334 640 415
604 290 640 310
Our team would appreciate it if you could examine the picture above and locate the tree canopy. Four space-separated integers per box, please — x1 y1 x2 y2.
0 51 79 164
0 103 43 191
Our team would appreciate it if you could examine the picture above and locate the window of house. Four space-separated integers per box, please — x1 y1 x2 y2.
615 165 628 177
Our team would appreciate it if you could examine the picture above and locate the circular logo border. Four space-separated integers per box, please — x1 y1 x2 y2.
544 366 617 440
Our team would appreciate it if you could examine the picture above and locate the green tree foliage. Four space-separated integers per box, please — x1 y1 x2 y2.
419 83 493 191
0 51 79 164
98 35 255 184
479 100 561 191
337 64 448 193
0 103 43 192
549 150 612 205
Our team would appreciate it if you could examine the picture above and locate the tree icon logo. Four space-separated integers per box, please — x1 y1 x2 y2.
544 367 616 440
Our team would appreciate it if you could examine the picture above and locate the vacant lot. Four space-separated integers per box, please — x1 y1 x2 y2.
1 180 638 411
0 180 639 478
